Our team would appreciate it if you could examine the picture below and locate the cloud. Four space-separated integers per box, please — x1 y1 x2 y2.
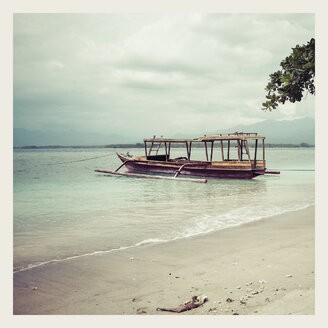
14 13 315 138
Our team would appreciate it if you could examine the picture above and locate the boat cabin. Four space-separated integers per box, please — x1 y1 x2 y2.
143 132 265 169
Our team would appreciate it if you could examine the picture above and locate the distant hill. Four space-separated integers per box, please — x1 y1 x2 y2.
218 118 315 145
14 118 315 147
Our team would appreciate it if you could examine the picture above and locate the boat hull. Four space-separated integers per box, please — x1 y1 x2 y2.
117 154 265 180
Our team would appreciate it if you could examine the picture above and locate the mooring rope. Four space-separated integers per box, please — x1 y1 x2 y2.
44 153 114 166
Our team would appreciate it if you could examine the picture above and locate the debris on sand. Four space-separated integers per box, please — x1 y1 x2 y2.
239 296 247 305
156 295 208 313
137 307 147 314
226 298 234 303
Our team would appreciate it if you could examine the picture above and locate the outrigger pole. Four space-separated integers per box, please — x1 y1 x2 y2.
95 160 207 183
95 169 207 183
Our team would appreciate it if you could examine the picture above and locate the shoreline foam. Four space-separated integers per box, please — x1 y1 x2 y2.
14 203 314 274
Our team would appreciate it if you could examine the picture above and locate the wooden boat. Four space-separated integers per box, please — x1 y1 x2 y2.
95 132 280 183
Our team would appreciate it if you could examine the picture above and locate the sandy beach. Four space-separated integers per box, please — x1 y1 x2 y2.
13 205 314 315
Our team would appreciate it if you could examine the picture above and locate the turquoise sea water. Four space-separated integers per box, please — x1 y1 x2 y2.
13 147 315 272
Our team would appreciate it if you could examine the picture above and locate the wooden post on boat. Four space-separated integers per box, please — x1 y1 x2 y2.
188 141 192 161
144 141 148 157
210 141 214 162
237 140 241 161
155 141 161 155
204 142 209 161
227 140 230 160
164 142 168 161
186 142 192 161
148 142 153 156
262 139 265 162
254 139 258 168
148 136 156 156
220 140 225 161
245 140 251 162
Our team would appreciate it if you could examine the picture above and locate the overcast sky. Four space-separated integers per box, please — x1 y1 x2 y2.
14 13 315 138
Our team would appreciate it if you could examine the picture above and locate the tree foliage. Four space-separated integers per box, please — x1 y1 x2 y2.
262 38 315 111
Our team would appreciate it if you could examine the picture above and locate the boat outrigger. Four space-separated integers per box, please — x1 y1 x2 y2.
95 132 280 183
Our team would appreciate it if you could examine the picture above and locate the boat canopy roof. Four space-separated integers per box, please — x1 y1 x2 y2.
144 132 265 143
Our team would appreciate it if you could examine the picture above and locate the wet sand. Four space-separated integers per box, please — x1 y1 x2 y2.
13 206 314 315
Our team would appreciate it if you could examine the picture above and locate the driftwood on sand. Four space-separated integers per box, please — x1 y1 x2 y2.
156 295 208 313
